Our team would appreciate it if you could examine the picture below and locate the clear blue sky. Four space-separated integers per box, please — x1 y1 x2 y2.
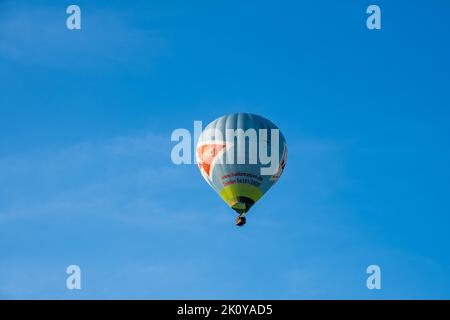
1 0 450 299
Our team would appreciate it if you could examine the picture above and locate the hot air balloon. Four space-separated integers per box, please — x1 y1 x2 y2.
196 113 287 226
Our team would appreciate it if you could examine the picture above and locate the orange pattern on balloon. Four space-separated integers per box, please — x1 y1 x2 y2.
197 143 227 177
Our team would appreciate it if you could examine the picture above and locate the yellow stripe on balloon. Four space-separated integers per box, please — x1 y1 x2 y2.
219 183 263 207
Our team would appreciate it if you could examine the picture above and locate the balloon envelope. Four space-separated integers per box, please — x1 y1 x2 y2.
196 113 287 215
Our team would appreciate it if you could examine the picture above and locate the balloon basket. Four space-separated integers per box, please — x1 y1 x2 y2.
235 216 246 227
